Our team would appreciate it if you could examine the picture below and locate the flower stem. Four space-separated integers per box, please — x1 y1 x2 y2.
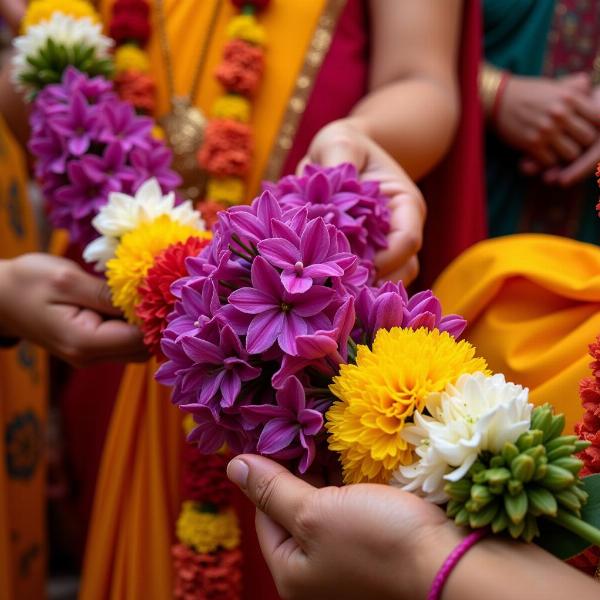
548 509 600 547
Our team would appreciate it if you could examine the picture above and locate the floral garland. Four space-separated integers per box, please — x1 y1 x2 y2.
109 0 157 115
198 0 270 220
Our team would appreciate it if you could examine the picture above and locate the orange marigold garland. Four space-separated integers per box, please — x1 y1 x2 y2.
198 1 268 208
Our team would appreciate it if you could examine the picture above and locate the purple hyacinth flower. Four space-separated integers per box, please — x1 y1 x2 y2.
97 102 153 153
186 404 251 455
228 256 334 355
242 376 324 473
129 140 181 194
180 324 261 409
79 142 134 189
258 216 356 294
438 314 467 338
50 91 97 156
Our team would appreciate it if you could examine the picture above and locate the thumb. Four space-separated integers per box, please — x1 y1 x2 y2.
561 72 591 91
227 455 314 534
53 265 122 317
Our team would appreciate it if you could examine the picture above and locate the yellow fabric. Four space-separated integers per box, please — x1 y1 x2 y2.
0 117 47 600
82 4 330 598
433 234 600 434
101 0 328 200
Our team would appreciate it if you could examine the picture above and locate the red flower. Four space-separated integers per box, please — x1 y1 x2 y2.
567 545 600 577
181 444 236 506
110 0 151 45
215 40 265 96
136 236 209 357
172 544 242 600
198 120 253 178
576 336 600 475
231 0 271 10
114 70 156 114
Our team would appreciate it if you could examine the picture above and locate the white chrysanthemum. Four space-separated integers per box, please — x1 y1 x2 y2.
83 178 205 271
391 372 532 503
12 13 113 88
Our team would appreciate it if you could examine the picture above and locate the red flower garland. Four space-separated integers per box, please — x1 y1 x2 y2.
215 40 265 96
109 0 152 45
172 544 243 600
136 236 209 357
198 120 253 178
180 445 237 507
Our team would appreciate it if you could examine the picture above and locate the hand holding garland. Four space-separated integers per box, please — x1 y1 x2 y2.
227 454 599 600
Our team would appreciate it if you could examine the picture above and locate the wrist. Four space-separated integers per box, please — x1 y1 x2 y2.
409 520 467 599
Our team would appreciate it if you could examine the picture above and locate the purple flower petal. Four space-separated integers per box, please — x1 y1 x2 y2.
246 310 285 354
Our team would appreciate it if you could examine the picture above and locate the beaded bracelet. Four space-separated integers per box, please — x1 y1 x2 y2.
427 529 487 600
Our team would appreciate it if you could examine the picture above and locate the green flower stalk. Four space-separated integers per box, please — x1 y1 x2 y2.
445 405 600 545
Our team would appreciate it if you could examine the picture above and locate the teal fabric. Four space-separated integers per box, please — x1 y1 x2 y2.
483 0 600 243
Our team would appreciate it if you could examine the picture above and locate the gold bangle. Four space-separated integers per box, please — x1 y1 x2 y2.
479 63 504 116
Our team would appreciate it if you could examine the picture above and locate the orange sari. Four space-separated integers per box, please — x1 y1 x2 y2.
0 117 48 600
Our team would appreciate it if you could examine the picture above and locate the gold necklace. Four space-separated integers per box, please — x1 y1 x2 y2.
155 0 224 200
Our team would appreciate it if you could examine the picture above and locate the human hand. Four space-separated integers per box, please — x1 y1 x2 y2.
0 253 147 366
227 454 462 600
0 0 26 34
495 73 599 171
300 119 426 285
536 84 600 187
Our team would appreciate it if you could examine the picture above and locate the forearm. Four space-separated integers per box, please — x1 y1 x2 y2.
412 522 598 600
349 75 459 180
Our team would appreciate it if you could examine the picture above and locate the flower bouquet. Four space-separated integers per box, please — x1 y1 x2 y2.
153 164 600 563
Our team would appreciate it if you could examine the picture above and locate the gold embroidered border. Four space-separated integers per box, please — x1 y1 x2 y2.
263 0 348 182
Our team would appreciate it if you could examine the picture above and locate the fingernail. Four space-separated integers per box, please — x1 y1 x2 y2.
227 458 249 489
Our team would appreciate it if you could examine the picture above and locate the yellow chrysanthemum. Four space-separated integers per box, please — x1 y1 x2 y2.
326 327 489 485
227 14 266 46
106 216 205 324
176 502 240 553
206 177 245 205
114 43 150 74
21 0 99 32
212 95 251 122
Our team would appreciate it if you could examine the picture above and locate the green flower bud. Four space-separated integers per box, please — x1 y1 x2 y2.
523 445 545 461
507 479 523 496
540 465 575 491
484 468 511 486
508 518 526 539
545 414 566 442
574 440 591 453
511 454 535 482
571 485 589 504
455 507 470 527
527 486 557 517
555 490 582 514
517 432 534 451
546 445 577 462
522 515 540 543
471 484 493 506
551 457 584 476
533 462 548 481
545 435 578 453
502 442 519 465
446 499 462 518
445 480 472 502
531 408 552 437
504 490 528 524
491 509 509 534
530 430 544 446
469 502 498 529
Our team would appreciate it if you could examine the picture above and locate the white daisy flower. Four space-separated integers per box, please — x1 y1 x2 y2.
391 372 532 503
12 13 113 91
83 178 205 271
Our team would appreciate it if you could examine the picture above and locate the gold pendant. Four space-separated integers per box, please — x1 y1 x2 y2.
160 97 207 201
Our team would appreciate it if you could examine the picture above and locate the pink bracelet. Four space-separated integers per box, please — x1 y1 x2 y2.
427 529 487 600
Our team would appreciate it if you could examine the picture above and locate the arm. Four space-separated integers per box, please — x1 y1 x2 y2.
0 254 147 366
227 455 599 600
349 0 463 181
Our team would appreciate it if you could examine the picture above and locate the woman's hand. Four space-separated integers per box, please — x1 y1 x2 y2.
0 0 26 33
0 253 147 366
494 73 599 171
301 119 427 285
227 454 460 600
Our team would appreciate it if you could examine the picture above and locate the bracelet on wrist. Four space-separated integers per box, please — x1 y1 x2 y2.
479 63 508 120
427 528 487 600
